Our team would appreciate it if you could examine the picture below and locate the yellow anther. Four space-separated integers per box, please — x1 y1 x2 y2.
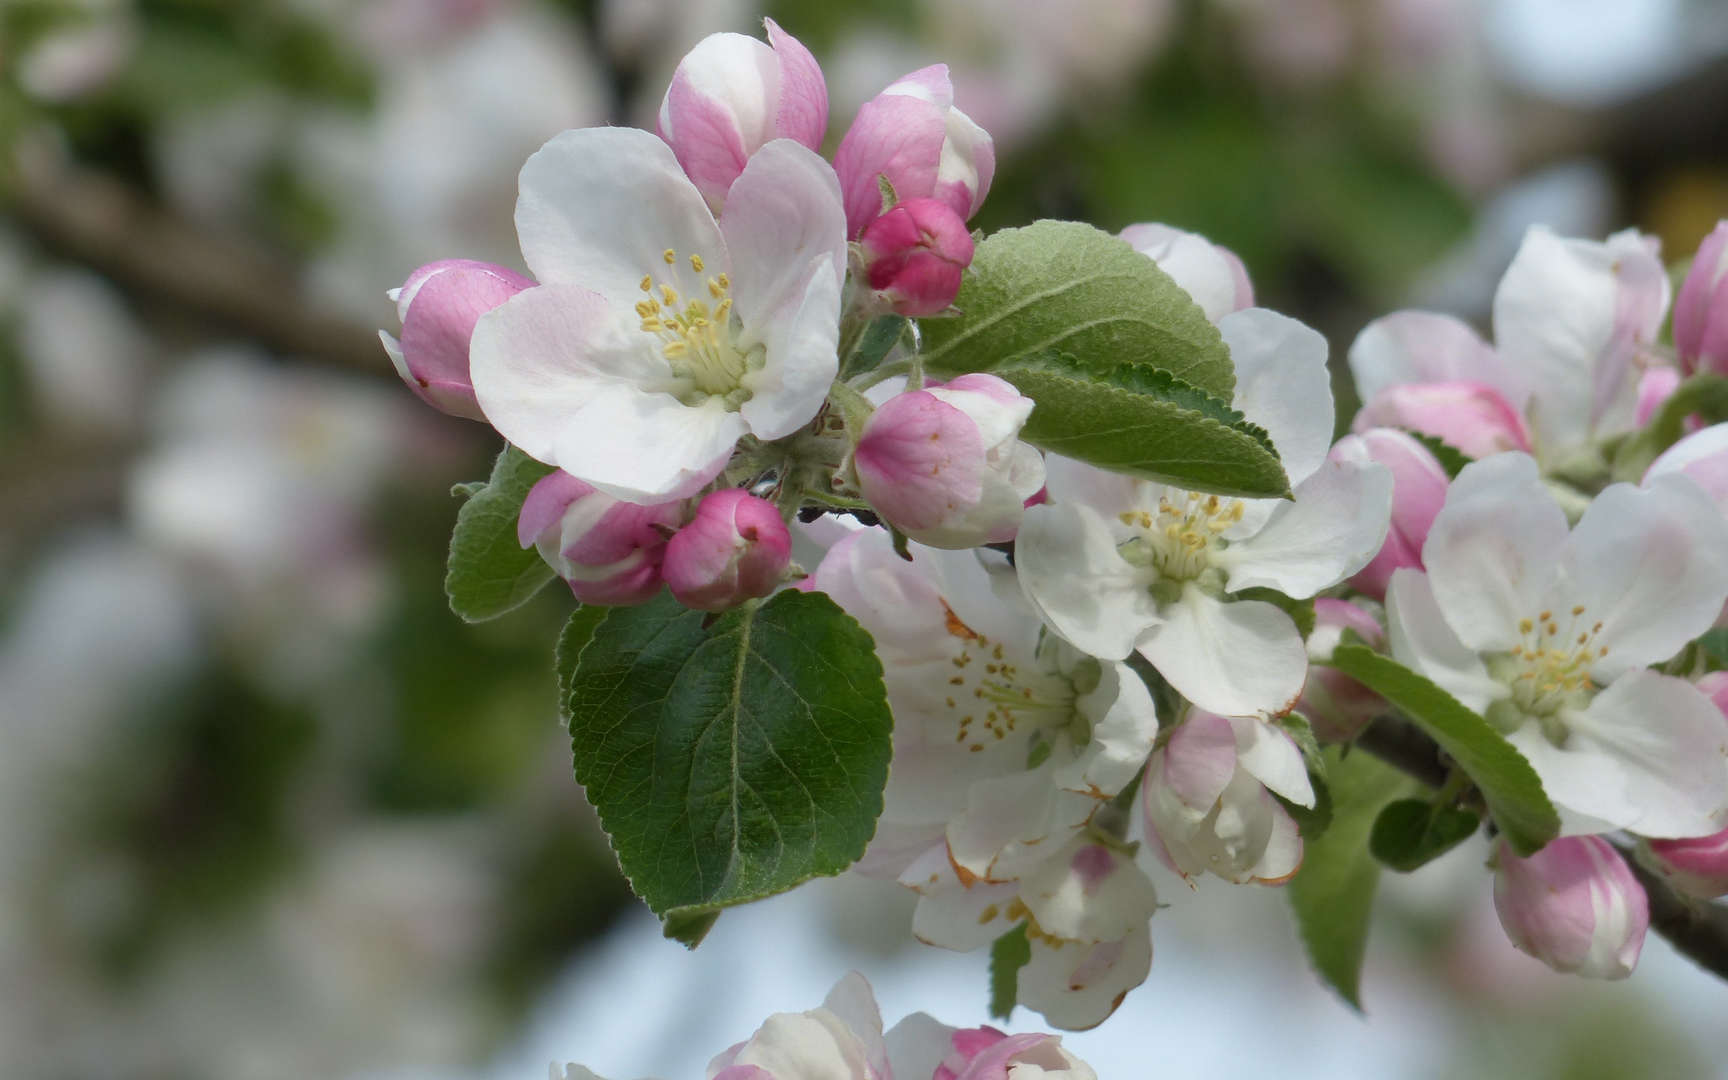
663 341 688 358
1571 605 1586 616
663 249 676 265
661 284 678 305
640 318 662 332
1520 618 1534 634
716 272 730 289
689 253 704 272
639 275 653 292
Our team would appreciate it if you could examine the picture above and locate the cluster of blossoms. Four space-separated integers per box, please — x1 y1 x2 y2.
383 16 1728 1037
555 972 1095 1080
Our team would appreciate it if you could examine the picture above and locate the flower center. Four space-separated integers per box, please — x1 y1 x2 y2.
636 249 758 406
1118 491 1245 583
941 604 1079 754
1486 605 1609 730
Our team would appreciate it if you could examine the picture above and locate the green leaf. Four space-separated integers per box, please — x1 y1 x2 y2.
1325 646 1559 856
1287 748 1411 1009
1697 628 1728 671
1368 798 1480 872
1611 373 1728 479
562 590 893 942
553 604 609 701
1279 771 1333 841
989 923 1032 1021
984 355 1290 498
841 314 910 380
921 220 1235 399
445 444 557 623
1406 432 1473 480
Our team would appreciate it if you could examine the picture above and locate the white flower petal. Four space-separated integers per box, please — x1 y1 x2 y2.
1248 797 1303 885
1220 308 1334 487
1512 670 1728 838
1564 477 1728 674
470 284 741 499
1016 504 1159 661
722 139 847 331
1215 455 1392 599
740 265 840 440
1422 453 1566 652
1057 659 1160 799
1228 715 1314 808
1018 925 1152 1031
883 1014 958 1080
1020 840 1159 943
515 127 723 303
1347 310 1519 407
1385 569 1503 714
1138 588 1307 718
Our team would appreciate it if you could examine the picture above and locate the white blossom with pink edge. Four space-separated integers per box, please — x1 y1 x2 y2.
1017 308 1392 719
1386 452 1728 838
1493 835 1649 980
854 374 1046 550
1119 223 1253 324
469 128 846 502
1492 226 1670 459
832 64 996 239
898 836 1157 1030
656 18 828 211
811 527 1157 883
381 259 532 420
1642 671 1728 899
1140 711 1304 886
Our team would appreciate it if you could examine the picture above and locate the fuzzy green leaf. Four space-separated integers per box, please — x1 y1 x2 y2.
445 444 556 622
989 923 1032 1021
1326 646 1559 856
1287 748 1411 1009
921 220 1235 399
561 590 893 943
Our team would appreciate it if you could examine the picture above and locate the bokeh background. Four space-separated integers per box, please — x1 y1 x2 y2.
3 1 1728 1077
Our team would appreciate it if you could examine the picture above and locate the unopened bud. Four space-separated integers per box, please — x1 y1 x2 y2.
859 197 974 316
1673 221 1728 377
854 374 1044 549
663 488 791 611
517 471 681 605
1330 429 1448 600
382 259 532 420
1353 381 1531 459
1492 836 1648 980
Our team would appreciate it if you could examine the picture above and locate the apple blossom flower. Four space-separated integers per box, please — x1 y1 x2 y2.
884 1015 1097 1080
1330 428 1449 600
656 18 828 210
1491 226 1669 457
381 259 533 420
1675 220 1728 376
859 197 975 316
813 527 1157 882
853 374 1045 550
1347 311 1531 458
1300 598 1389 743
469 128 847 502
1119 223 1253 324
1493 836 1648 979
898 835 1157 1030
518 470 683 605
662 488 790 611
706 971 892 1080
1017 308 1393 718
1386 452 1728 837
1140 711 1304 886
833 64 996 238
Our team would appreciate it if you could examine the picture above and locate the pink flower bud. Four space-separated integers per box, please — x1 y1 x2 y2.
1299 598 1388 742
662 489 791 611
859 197 974 316
517 471 681 605
1119 223 1253 323
853 374 1044 549
1634 365 1682 427
833 64 995 238
1329 429 1448 601
381 259 532 421
656 18 827 210
1492 836 1648 980
1353 380 1532 459
1675 221 1728 376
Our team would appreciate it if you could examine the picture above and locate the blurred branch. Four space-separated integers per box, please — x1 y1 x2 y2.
5 159 381 372
1353 714 1728 983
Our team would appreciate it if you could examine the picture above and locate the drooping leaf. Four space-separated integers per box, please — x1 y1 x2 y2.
983 356 1289 498
561 591 894 943
1287 748 1411 1009
445 444 557 623
989 923 1032 1021
921 220 1235 399
1325 646 1559 856
1368 798 1481 872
